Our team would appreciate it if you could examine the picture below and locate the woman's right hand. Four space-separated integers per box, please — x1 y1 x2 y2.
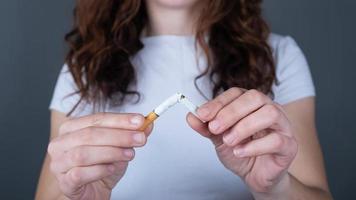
47 113 151 200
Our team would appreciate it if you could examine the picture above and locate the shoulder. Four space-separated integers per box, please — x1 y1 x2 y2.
49 64 93 117
268 33 303 62
268 33 291 49
268 33 308 76
268 33 310 77
267 33 316 105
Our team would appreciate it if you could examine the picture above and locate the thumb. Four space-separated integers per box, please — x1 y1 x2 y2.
186 112 211 138
186 113 224 147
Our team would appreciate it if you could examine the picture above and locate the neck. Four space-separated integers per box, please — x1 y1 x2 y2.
144 2 202 36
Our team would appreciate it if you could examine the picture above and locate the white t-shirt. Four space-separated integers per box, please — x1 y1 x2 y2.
50 34 315 200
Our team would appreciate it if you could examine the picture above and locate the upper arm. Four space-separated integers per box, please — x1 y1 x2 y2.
269 35 329 192
35 110 69 200
283 97 330 192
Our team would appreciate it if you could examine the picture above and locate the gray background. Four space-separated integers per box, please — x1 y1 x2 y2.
0 0 355 199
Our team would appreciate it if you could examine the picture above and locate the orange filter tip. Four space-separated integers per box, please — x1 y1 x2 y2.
139 111 158 131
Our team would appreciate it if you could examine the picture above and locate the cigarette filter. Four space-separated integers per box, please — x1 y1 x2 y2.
138 111 158 131
139 93 203 131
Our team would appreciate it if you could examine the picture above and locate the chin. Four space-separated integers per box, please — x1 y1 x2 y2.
148 0 200 9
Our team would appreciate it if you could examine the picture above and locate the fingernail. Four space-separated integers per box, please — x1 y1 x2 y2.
223 134 235 145
197 106 210 118
130 115 143 125
234 148 245 157
133 133 145 145
124 149 134 158
209 119 221 132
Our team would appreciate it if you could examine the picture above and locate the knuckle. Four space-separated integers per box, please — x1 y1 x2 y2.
248 89 260 97
216 102 238 122
265 105 280 121
58 122 69 135
272 134 285 150
229 87 242 95
91 112 106 126
237 120 251 134
121 114 135 126
213 99 224 109
70 149 86 165
68 168 81 186
47 143 55 155
229 100 240 114
47 138 60 156
248 89 265 104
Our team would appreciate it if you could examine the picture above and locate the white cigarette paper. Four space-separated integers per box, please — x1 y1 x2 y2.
177 93 200 118
153 93 180 116
152 92 203 121
139 92 205 130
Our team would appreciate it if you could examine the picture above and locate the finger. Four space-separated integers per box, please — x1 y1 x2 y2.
196 87 245 121
223 104 289 146
48 127 146 154
143 123 154 137
186 112 210 137
233 133 297 159
186 113 222 147
55 146 135 173
62 162 127 192
59 112 145 135
208 89 272 134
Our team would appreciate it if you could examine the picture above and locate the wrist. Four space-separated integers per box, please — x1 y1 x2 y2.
252 173 291 200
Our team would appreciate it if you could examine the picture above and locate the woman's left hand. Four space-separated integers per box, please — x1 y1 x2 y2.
186 87 298 197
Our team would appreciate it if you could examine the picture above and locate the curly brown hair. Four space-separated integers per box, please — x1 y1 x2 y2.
65 0 275 115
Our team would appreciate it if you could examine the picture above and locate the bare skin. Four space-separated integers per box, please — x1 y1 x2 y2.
186 88 332 199
36 112 153 200
36 0 332 199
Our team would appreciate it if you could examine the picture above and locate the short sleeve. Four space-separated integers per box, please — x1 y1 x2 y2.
270 35 316 105
49 64 92 116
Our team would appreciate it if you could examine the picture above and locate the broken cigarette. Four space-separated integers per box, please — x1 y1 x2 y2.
139 93 203 131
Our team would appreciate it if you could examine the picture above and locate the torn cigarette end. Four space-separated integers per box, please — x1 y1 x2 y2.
139 111 158 131
138 93 205 132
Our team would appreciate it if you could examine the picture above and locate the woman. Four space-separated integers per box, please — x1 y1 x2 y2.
36 0 333 199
